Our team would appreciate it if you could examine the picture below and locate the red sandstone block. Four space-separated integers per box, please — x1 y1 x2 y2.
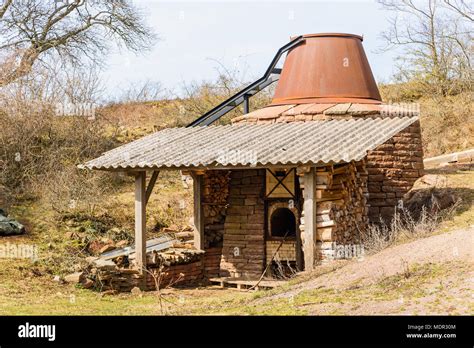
374 144 395 151
385 169 403 177
380 207 395 216
241 177 252 185
370 174 385 182
225 222 241 229
244 246 265 252
224 234 245 241
243 229 264 235
245 236 264 242
242 170 259 177
232 171 243 179
244 198 258 205
367 168 384 174
224 228 245 235
394 142 420 150
229 198 244 205
370 193 387 199
226 215 246 223
382 179 411 186
240 187 260 195
370 199 397 206
368 207 379 215
227 206 254 215
247 214 264 223
368 184 382 193
244 223 264 229
404 170 420 178
251 176 263 184
368 151 389 156
229 187 241 195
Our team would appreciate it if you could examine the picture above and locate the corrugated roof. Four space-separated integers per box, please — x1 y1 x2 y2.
81 117 418 171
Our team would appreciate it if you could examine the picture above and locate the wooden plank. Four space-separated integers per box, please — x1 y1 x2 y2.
302 168 317 271
191 172 204 250
134 172 147 277
423 148 474 168
208 277 284 289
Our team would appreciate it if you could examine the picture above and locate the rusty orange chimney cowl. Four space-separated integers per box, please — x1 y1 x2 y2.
272 33 382 105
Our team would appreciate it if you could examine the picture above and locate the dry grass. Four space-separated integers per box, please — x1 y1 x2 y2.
362 200 462 254
380 84 473 157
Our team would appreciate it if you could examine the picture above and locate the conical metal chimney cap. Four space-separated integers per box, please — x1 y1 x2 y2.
272 33 382 105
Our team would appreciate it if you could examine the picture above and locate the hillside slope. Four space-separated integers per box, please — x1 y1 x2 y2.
245 226 473 315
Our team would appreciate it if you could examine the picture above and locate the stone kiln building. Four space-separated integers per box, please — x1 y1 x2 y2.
83 33 423 287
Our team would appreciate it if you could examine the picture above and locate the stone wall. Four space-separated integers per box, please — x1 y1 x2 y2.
366 120 424 223
203 247 222 278
219 169 266 278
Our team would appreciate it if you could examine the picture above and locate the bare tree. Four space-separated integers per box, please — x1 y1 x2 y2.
0 0 156 87
378 0 473 95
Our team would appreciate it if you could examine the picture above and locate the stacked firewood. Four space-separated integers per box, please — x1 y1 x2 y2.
330 161 368 245
77 247 206 293
298 160 369 261
316 161 368 252
203 171 230 248
146 248 204 267
203 170 230 205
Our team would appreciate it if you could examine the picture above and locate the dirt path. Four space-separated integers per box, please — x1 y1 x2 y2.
267 227 473 301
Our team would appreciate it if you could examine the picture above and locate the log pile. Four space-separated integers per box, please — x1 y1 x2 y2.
79 247 206 292
203 170 230 248
65 228 208 292
325 160 368 247
299 160 369 262
203 170 230 205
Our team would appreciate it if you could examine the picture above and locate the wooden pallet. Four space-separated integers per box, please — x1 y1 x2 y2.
209 277 285 291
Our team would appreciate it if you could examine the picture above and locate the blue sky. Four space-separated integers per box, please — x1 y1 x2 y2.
103 0 402 98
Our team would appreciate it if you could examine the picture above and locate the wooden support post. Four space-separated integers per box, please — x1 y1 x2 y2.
302 167 317 271
145 171 159 205
191 172 204 250
134 172 147 276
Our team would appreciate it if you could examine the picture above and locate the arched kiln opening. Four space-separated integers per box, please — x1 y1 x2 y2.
270 208 296 238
